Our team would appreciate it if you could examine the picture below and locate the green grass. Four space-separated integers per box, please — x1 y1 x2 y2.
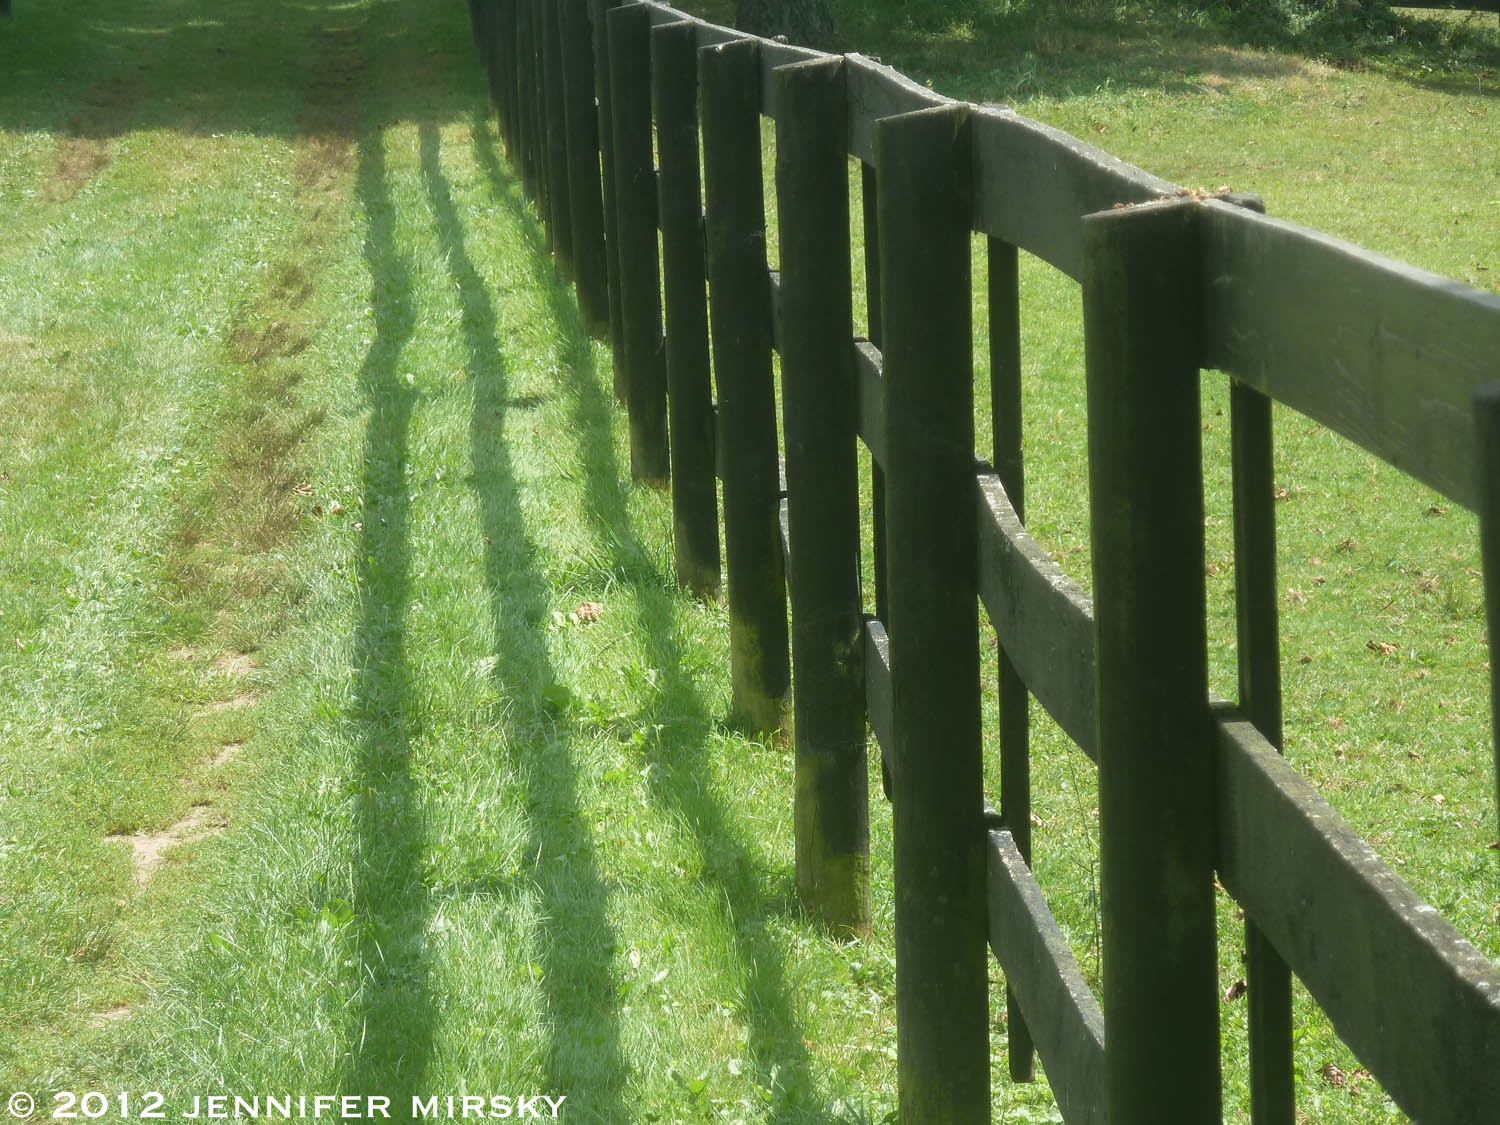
2 0 1497 1122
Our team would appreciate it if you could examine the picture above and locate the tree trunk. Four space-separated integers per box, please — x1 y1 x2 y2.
736 0 835 49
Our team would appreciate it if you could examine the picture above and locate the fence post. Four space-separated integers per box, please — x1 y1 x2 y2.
513 0 537 199
702 37 791 736
876 103 988 1123
1082 198 1220 1124
1474 383 1500 853
560 0 609 337
860 161 890 631
498 0 520 160
775 57 870 936
988 234 1035 1083
652 19 721 597
606 2 669 486
541 0 575 279
590 0 626 397
528 0 554 251
1222 193 1295 1125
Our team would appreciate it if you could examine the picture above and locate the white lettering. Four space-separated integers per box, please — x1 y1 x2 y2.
367 1098 390 1119
411 1097 439 1119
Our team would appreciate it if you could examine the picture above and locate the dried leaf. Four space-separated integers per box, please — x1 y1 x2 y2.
1318 1063 1347 1089
291 480 313 496
575 601 604 624
1366 640 1399 656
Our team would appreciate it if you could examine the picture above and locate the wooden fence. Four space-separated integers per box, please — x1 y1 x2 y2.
464 0 1500 1120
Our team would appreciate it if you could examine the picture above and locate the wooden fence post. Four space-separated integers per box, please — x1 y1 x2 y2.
498 0 520 160
988 234 1035 1083
528 0 554 251
702 37 790 736
590 0 626 396
877 103 988 1123
775 57 870 936
1474 382 1500 851
560 0 609 337
1082 198 1220 1124
1225 191 1295 1125
541 0 575 279
860 160 890 630
518 0 545 238
652 19 721 597
513 0 537 198
606 1 669 486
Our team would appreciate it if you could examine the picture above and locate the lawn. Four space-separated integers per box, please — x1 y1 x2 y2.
1 0 1496 1121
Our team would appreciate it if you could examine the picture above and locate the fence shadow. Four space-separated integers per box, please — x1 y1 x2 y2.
419 119 632 1121
470 114 847 1122
340 119 435 1107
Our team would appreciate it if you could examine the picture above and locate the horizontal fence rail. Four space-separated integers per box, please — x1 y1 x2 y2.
465 1 1500 1121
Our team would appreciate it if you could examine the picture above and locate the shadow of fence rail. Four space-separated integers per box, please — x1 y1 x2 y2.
464 0 1500 1120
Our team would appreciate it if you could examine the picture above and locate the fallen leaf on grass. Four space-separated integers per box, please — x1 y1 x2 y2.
1367 640 1399 656
291 480 313 496
1317 1063 1371 1095
575 601 604 623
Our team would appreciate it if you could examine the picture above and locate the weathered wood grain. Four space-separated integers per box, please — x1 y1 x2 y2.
1202 198 1500 511
560 0 609 335
776 56 870 936
987 827 1106 1124
702 36 790 735
1084 198 1220 1122
878 102 988 1124
589 0 625 396
652 18 720 596
1215 710 1500 1125
541 0 574 278
975 472 1096 760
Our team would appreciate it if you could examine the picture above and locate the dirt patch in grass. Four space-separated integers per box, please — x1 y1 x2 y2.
210 742 244 767
106 803 222 887
42 78 145 203
87 1004 135 1029
194 691 257 718
212 650 257 677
